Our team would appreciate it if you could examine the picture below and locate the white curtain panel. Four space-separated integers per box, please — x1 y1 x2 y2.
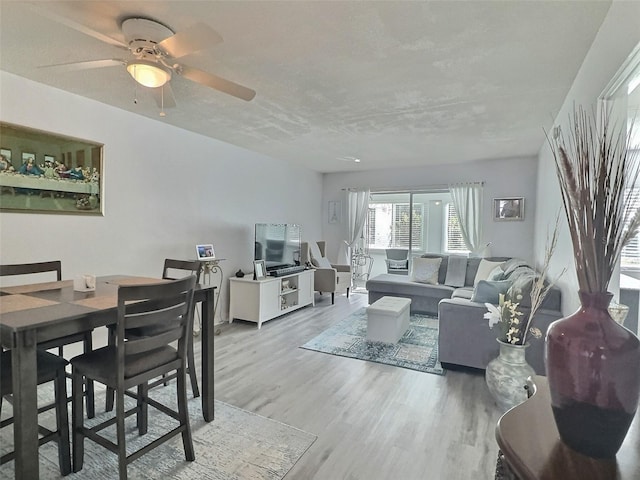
338 189 370 264
449 182 484 255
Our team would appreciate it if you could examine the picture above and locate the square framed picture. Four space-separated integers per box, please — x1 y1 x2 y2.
494 197 524 221
254 260 267 280
196 244 215 260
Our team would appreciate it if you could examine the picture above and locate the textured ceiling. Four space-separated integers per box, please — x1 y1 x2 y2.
0 1 612 173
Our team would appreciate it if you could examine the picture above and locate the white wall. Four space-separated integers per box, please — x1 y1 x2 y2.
0 71 324 322
534 0 640 315
322 156 539 263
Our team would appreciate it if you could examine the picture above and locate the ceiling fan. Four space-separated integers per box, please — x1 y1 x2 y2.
39 15 256 109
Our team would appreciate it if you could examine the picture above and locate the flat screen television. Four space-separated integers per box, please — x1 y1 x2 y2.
254 223 301 272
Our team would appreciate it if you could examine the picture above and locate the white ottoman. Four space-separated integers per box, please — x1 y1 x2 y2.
366 296 411 343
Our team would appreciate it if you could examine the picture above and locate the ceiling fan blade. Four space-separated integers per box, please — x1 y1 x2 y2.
179 65 256 101
151 84 177 109
38 59 125 72
158 23 223 59
26 3 127 49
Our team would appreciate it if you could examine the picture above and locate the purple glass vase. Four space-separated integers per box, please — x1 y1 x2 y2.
545 291 640 458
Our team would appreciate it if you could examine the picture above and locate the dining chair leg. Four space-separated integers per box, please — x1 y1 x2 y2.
187 335 200 398
116 387 128 480
105 330 115 413
136 383 148 435
83 332 95 419
71 368 85 473
54 367 71 476
177 369 195 461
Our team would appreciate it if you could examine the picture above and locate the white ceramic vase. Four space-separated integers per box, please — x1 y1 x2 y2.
485 339 535 411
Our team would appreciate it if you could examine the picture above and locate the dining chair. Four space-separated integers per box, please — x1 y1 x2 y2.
0 261 95 418
105 259 202 412
0 349 71 476
71 276 197 480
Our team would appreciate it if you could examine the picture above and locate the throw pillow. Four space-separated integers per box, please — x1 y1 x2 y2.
487 265 506 282
474 259 505 286
308 242 333 269
444 255 468 287
387 259 408 270
471 280 513 304
410 257 442 285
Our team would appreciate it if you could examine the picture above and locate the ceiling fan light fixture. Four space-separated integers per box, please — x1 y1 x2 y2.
126 60 171 88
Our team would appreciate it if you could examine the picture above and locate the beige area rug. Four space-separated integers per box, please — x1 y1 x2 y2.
0 385 316 480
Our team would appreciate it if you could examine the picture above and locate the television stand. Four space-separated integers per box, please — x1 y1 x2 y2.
229 269 314 328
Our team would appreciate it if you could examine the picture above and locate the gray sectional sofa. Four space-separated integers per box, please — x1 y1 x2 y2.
365 254 562 374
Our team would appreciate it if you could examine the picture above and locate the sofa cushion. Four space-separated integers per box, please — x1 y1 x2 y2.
410 257 442 284
465 256 511 287
471 280 512 304
487 265 506 281
366 273 455 299
474 259 506 286
444 255 468 287
420 253 448 284
451 287 474 300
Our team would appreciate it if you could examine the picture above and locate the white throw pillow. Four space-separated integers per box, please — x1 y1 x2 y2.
308 242 333 269
474 259 505 286
410 257 442 285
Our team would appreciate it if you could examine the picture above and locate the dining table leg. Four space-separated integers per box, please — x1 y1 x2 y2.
11 330 39 480
201 287 215 421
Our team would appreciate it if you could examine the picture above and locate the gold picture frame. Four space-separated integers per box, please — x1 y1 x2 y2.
0 122 104 215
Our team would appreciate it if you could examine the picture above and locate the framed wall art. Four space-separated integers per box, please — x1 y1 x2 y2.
328 200 341 224
494 197 524 221
0 122 104 215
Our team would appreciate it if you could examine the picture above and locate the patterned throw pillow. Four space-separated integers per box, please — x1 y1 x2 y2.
410 257 442 284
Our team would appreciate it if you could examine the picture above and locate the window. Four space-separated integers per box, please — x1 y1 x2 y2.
445 203 469 253
367 202 424 250
622 186 640 269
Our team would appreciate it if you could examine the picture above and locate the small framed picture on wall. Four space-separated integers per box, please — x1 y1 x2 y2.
494 197 524 221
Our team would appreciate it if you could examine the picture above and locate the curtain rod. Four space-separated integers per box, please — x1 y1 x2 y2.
341 181 484 193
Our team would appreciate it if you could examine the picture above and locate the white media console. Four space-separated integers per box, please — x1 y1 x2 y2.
229 269 314 328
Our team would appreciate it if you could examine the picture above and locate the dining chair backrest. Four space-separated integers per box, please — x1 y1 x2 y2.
0 261 62 281
115 276 196 386
162 259 203 283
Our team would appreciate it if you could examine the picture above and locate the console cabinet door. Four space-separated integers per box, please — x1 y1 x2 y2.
259 279 281 320
297 270 313 306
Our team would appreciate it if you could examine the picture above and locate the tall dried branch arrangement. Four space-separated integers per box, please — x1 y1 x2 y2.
548 106 640 293
523 212 566 344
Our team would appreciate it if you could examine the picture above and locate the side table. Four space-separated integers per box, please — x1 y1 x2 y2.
495 375 639 480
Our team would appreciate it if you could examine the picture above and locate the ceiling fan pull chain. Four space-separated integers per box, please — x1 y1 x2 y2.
133 65 138 104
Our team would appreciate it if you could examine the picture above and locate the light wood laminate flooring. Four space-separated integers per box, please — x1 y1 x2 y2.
206 292 503 480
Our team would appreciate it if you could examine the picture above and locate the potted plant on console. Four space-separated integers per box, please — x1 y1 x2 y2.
484 218 563 411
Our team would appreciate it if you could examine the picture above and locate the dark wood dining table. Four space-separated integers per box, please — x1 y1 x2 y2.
496 375 640 479
0 275 216 480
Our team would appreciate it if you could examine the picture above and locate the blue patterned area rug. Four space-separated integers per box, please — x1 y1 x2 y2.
301 307 445 375
0 387 316 480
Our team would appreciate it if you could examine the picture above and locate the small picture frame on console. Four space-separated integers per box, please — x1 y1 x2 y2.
254 260 267 280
